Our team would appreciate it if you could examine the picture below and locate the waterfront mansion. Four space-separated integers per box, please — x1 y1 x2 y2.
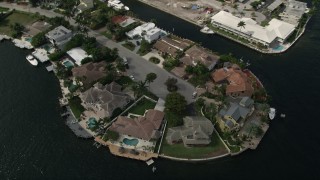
80 82 131 119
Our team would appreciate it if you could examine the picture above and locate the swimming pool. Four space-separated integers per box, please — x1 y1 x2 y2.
123 138 139 146
62 60 74 68
87 117 98 127
25 37 32 42
273 45 284 51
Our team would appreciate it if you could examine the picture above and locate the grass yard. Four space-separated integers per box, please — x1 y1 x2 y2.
0 7 9 12
122 41 136 51
68 96 85 119
160 130 229 159
0 11 38 35
127 98 156 115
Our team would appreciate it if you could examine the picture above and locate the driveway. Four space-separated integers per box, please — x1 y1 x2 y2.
0 3 196 103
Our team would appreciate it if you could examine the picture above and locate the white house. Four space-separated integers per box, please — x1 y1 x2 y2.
126 22 165 43
67 47 92 66
45 26 72 47
210 11 295 46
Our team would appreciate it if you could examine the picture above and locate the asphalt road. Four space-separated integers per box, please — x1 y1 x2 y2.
0 2 196 103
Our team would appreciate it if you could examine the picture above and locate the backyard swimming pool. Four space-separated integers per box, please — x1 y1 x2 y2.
62 59 74 68
25 37 32 42
273 45 284 51
123 138 139 146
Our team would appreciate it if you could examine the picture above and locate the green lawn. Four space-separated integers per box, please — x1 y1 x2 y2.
0 11 38 35
0 7 9 12
160 130 229 159
122 41 136 51
68 96 85 119
127 98 156 115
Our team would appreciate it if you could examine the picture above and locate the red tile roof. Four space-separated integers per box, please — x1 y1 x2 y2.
211 64 254 97
111 16 128 24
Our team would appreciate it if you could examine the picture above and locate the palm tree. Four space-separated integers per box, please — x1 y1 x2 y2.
237 21 246 32
145 73 157 85
130 81 148 99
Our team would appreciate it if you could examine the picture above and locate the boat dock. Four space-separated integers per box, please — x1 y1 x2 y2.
32 48 49 63
45 65 54 72
146 159 154 165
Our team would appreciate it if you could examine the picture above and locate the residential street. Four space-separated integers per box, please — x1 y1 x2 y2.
0 3 196 103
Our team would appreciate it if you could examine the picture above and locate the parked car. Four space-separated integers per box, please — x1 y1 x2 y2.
192 91 197 99
122 57 128 65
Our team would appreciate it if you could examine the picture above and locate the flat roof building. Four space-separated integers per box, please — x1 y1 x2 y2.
45 26 72 47
126 22 166 43
211 11 295 46
67 47 92 66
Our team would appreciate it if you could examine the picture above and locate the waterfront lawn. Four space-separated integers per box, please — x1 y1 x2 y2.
68 96 85 119
122 41 136 51
160 131 229 159
0 11 38 35
127 98 156 115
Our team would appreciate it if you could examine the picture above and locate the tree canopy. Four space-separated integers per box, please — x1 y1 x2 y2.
145 73 157 84
165 92 187 114
31 32 47 47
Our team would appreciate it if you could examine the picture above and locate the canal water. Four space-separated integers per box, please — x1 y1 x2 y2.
1 1 320 179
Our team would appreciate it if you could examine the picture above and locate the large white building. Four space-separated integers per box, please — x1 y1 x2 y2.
279 0 308 26
126 22 165 43
211 11 295 46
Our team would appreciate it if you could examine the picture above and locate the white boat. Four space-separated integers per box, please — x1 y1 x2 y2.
200 26 214 34
152 166 156 173
269 108 276 120
26 55 38 66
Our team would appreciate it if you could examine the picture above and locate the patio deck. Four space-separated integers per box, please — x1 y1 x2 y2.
108 144 158 161
94 137 158 161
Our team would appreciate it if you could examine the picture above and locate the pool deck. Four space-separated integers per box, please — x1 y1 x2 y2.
94 137 158 161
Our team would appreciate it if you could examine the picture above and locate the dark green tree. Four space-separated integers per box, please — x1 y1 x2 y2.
165 92 187 114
